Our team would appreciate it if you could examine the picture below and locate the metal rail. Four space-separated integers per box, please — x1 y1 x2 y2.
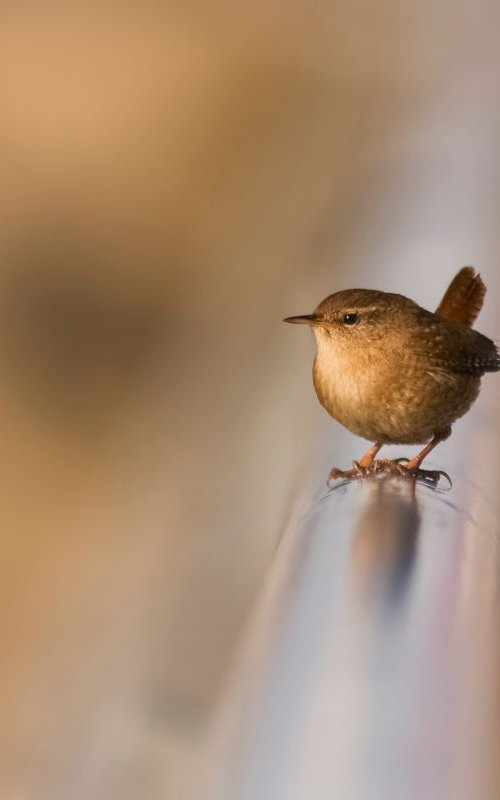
205 414 500 800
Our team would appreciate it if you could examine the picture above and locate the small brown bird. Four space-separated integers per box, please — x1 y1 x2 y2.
284 267 499 483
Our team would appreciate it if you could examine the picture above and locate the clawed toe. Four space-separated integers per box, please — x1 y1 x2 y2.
403 467 452 487
328 464 364 482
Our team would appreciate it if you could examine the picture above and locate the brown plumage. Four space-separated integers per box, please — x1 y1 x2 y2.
284 267 499 484
435 266 486 326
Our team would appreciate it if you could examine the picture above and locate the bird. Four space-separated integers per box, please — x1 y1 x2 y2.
284 267 499 484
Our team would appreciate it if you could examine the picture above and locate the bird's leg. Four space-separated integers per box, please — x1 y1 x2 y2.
404 438 441 470
356 442 384 469
385 428 452 485
329 442 383 481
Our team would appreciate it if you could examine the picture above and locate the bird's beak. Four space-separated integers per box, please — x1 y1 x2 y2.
283 314 326 327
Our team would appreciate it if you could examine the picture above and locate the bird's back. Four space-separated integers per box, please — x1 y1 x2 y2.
410 308 500 378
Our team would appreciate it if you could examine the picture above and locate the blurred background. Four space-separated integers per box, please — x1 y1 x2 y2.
1 3 500 799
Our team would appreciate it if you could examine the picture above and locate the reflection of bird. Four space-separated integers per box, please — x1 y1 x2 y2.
284 267 499 483
351 480 420 607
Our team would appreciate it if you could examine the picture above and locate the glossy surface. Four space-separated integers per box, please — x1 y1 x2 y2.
207 455 500 799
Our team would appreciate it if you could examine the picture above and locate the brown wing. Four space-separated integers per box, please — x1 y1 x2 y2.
411 311 500 377
435 266 486 327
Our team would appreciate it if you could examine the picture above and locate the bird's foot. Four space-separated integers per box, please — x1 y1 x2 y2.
381 458 452 487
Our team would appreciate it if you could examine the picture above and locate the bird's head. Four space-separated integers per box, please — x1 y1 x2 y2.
284 289 419 351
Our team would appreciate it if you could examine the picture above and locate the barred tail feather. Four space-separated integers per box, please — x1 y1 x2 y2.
436 266 486 327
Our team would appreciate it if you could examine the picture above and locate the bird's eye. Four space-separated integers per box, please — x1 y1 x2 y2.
342 313 358 325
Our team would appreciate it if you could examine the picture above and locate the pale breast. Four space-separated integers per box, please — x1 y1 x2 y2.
313 342 387 440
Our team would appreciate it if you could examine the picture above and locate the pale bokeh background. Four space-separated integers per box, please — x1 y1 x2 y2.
0 4 499 799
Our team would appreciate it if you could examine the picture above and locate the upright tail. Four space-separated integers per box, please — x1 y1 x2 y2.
435 266 486 328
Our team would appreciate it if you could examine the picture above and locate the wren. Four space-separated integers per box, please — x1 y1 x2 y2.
284 267 500 484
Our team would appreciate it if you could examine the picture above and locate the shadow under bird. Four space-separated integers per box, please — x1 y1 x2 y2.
284 267 500 484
